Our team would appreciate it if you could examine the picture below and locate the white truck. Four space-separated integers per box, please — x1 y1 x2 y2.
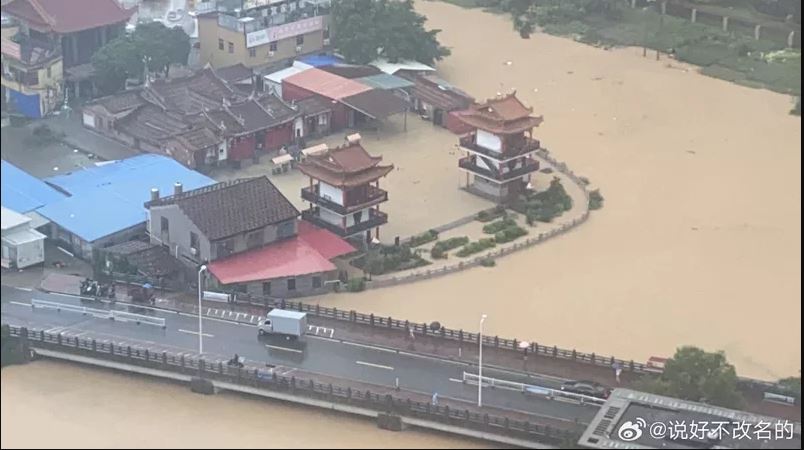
258 309 307 339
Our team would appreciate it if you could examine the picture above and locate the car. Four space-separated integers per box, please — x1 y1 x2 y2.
560 380 611 399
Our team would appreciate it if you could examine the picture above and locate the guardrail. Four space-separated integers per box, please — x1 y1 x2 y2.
6 325 580 447
462 372 607 406
30 299 165 328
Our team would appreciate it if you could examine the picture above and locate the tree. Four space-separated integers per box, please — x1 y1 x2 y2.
91 22 190 95
638 346 744 409
332 0 450 65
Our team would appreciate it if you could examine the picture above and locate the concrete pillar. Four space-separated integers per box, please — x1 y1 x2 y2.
754 25 761 41
630 0 636 9
691 8 697 23
70 35 78 66
722 16 729 32
661 1 666 15
788 31 796 48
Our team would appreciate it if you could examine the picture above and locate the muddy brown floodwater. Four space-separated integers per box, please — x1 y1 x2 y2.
321 1 800 381
1 2 800 448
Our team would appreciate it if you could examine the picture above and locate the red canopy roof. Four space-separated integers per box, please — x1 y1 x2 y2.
208 221 355 284
3 0 135 34
283 68 371 101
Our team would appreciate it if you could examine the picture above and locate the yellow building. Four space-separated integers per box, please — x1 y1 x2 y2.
197 0 332 70
1 34 64 118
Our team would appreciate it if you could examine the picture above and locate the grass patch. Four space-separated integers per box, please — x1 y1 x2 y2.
352 245 430 275
431 236 470 259
407 229 439 247
456 238 496 257
513 177 573 224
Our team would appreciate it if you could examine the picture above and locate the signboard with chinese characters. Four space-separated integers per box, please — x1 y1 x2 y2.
1 38 21 60
246 15 323 48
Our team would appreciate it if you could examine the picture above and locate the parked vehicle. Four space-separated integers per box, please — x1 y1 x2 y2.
129 283 155 305
258 309 307 339
560 380 611 399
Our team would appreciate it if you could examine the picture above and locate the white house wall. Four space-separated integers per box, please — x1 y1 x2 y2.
319 182 344 205
476 129 502 152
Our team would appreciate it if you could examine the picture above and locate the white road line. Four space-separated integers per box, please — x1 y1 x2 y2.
16 287 33 292
178 329 215 338
448 378 464 383
265 344 303 354
9 301 31 307
343 341 397 354
356 361 394 371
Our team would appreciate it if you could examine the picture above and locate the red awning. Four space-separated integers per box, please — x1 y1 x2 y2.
208 222 355 284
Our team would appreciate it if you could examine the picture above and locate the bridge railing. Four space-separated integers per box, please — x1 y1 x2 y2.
232 296 649 376
7 325 580 447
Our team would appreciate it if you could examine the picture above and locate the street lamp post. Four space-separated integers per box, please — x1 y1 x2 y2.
197 265 207 355
478 314 488 408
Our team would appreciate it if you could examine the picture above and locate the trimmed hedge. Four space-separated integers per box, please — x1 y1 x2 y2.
407 229 439 247
482 217 517 234
476 205 507 222
456 238 496 257
493 225 528 244
431 236 470 259
589 189 605 210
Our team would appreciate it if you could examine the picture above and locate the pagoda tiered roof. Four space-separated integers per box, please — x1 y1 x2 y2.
298 143 393 188
458 92 544 134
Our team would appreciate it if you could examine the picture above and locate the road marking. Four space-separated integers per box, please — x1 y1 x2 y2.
342 340 397 353
356 361 394 371
16 287 33 292
10 301 31 307
178 329 215 338
206 308 211 315
265 344 303 354
448 378 464 383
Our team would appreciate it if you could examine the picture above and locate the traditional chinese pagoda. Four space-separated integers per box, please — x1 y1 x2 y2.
298 141 393 243
457 92 543 202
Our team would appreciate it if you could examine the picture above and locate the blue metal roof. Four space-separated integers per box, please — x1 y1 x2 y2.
1 160 66 213
297 54 343 68
38 154 215 242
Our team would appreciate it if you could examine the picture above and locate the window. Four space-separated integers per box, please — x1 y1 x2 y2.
277 220 295 239
218 39 224 50
160 217 169 234
287 278 296 291
249 47 256 58
215 238 235 258
190 232 199 252
269 41 277 52
228 42 234 53
246 229 264 249
262 282 271 296
296 35 304 46
312 276 322 289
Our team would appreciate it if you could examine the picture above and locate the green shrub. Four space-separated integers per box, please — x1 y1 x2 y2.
494 225 528 244
431 236 470 259
456 238 496 257
482 217 517 234
480 258 496 267
407 229 439 247
347 278 365 292
588 189 605 210
476 205 506 222
352 245 429 275
513 177 574 223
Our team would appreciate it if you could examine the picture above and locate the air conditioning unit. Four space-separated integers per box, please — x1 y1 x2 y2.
268 50 275 57
323 38 330 46
295 45 303 53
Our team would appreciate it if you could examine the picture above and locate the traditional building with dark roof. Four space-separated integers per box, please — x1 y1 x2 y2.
456 92 543 202
298 140 393 243
145 176 355 297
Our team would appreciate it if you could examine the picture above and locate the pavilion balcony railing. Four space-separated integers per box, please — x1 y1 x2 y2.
458 156 540 183
458 135 541 161
302 208 388 237
301 185 388 215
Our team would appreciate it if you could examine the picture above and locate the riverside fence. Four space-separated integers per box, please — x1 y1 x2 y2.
6 325 579 447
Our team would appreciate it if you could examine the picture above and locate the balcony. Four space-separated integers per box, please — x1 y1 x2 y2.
459 156 540 183
302 208 388 237
1 36 62 68
458 135 540 161
301 185 388 215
